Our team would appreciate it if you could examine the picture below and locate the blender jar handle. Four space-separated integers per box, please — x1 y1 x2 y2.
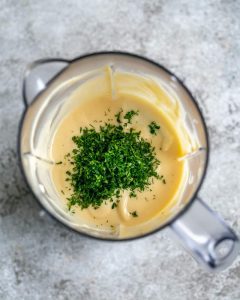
170 198 239 271
22 58 69 107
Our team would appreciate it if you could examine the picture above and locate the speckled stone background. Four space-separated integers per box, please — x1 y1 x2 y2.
0 0 240 299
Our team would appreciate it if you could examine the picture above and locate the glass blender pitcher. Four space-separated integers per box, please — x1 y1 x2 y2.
19 52 239 272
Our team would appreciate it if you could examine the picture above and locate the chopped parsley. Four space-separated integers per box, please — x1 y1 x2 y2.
66 115 161 210
130 211 138 217
124 110 139 124
129 191 137 198
111 202 118 209
148 121 160 135
115 109 123 123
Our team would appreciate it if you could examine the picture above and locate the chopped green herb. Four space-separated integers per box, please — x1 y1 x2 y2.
148 121 160 135
56 161 63 165
130 211 138 217
66 123 160 210
115 109 123 123
111 202 118 209
163 179 166 184
124 110 139 124
61 190 65 195
129 191 137 198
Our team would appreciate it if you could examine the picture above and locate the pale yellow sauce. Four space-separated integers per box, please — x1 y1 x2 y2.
51 67 193 237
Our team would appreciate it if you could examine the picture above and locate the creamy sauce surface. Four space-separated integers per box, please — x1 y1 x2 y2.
51 67 191 237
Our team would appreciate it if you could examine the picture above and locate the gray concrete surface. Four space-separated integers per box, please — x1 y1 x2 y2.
1 0 240 299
